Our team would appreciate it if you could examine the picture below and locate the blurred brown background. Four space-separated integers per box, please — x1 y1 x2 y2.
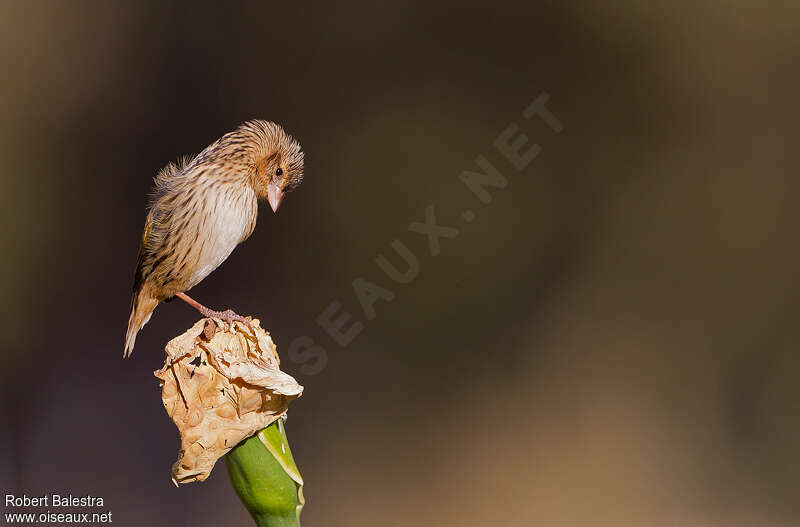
1 2 798 526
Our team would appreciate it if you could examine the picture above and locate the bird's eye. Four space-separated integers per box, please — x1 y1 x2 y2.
275 167 283 176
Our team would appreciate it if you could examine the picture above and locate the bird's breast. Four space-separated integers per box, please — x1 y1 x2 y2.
187 185 258 288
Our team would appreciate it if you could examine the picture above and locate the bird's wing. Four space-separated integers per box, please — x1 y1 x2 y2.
132 158 193 293
132 213 155 293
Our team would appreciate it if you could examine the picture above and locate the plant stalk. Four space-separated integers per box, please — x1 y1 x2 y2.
225 418 304 527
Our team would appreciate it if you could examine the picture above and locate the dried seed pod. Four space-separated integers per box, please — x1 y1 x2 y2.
154 319 303 484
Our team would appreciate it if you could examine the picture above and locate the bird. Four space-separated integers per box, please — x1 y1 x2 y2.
124 120 304 357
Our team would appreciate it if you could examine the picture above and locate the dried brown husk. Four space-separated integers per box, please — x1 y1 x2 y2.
154 319 303 484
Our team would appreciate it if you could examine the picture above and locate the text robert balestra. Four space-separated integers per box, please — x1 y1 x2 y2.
5 494 105 507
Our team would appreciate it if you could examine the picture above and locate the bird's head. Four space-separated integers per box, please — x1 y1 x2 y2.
240 120 304 212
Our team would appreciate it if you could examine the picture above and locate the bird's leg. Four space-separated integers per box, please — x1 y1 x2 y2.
175 292 254 334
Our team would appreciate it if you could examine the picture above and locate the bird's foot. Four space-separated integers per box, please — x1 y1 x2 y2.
202 307 255 335
174 292 256 335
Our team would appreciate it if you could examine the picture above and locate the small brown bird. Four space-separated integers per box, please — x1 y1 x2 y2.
124 120 304 357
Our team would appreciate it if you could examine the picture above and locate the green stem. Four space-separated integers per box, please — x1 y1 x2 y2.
225 419 304 527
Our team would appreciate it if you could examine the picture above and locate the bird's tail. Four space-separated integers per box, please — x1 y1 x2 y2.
124 289 159 358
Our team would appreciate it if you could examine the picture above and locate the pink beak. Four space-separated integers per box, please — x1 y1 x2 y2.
267 182 285 212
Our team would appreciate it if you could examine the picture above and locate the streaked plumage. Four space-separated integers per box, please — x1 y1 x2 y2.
124 120 304 357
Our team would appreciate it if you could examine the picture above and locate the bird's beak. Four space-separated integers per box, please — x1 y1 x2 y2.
267 182 285 212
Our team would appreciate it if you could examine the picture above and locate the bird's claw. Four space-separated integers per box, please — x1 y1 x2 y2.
215 309 255 335
193 301 256 336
